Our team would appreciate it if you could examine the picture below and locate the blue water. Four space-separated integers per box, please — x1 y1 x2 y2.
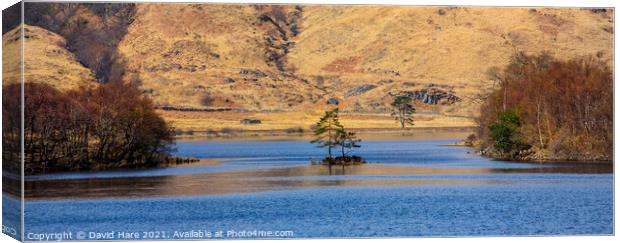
14 139 614 239
26 140 556 181
2 194 21 241
23 184 612 238
172 139 555 168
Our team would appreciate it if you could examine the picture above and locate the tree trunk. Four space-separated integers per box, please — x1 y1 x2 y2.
327 125 332 158
400 108 405 129
503 86 507 112
536 100 544 148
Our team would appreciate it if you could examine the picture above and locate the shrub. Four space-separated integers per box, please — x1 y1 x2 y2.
285 127 304 134
201 93 215 106
489 109 529 155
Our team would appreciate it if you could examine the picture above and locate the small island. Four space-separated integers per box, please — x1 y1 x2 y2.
310 109 366 166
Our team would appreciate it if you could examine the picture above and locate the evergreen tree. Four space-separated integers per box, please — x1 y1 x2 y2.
489 109 529 156
391 95 415 129
311 109 343 159
336 130 361 158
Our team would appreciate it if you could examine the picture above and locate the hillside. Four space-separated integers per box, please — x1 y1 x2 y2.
118 4 324 111
2 25 96 89
289 6 613 116
117 5 613 119
3 4 613 132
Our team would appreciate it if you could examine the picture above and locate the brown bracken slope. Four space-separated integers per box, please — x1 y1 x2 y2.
117 5 613 117
3 4 613 130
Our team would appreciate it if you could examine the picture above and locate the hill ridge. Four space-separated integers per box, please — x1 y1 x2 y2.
3 4 613 123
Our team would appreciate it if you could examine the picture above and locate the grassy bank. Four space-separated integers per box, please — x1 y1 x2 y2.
161 109 475 140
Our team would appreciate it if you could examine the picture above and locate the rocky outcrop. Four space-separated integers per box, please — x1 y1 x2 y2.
239 69 268 77
415 88 460 104
240 118 262 125
145 63 206 73
397 86 460 105
326 97 339 105
377 79 394 85
257 5 303 72
345 84 377 97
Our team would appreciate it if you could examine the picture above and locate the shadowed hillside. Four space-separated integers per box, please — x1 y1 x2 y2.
23 2 136 82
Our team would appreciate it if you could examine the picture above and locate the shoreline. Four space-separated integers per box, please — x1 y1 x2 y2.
475 145 613 164
486 156 613 165
9 158 219 177
175 126 476 141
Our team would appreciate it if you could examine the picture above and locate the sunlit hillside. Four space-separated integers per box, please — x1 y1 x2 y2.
289 6 613 116
3 4 613 131
118 4 324 110
118 5 613 118
2 25 96 89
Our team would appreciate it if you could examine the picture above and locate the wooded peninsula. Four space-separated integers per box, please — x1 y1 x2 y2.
474 52 612 162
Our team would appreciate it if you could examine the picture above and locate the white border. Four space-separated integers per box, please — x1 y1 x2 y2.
0 1 617 243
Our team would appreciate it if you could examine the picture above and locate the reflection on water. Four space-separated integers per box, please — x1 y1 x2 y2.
20 140 612 200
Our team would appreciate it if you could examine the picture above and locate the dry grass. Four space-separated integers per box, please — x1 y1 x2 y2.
3 5 612 130
160 109 475 131
2 25 96 89
116 5 612 119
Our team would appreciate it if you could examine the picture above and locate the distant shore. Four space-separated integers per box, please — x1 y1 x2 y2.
160 109 476 135
175 126 476 141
